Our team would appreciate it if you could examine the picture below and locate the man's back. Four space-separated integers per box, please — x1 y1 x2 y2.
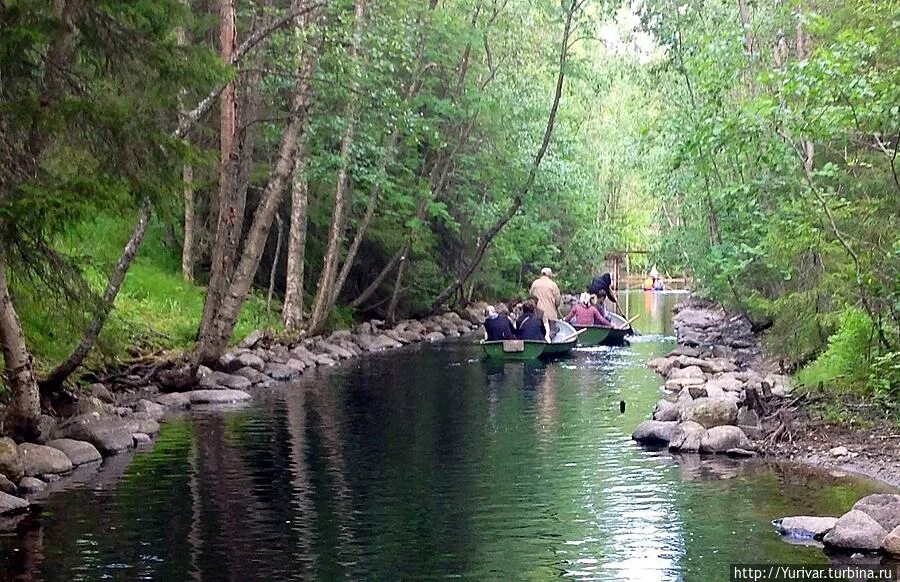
529 277 561 320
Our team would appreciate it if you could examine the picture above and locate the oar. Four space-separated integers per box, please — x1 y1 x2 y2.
558 327 588 343
619 314 640 334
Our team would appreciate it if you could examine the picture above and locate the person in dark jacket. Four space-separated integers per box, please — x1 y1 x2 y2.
516 299 549 341
483 306 515 341
588 272 617 305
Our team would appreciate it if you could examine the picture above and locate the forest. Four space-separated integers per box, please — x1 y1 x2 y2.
0 0 897 439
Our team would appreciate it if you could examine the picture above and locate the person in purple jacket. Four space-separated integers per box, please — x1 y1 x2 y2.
564 293 612 327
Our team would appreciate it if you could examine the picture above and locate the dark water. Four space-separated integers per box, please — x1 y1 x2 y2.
1 292 896 581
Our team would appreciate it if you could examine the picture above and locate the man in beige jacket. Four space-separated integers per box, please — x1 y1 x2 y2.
529 267 561 323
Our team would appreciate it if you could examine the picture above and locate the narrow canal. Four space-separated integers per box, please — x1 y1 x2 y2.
0 292 894 580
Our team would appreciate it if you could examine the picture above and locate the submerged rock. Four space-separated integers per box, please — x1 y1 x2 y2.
632 420 678 445
132 433 152 446
0 491 29 515
264 363 300 381
774 516 839 539
822 510 887 551
186 389 252 404
18 443 72 477
45 439 102 467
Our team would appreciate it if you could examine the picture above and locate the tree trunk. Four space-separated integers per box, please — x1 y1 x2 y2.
283 143 311 330
385 241 410 324
198 0 240 337
182 162 196 282
306 0 367 337
0 253 41 442
42 199 152 389
430 0 579 313
193 7 322 365
267 214 284 315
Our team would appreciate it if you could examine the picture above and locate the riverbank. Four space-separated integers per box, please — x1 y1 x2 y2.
0 306 488 520
633 295 900 488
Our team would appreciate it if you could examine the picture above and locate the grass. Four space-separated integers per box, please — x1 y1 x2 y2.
16 213 281 374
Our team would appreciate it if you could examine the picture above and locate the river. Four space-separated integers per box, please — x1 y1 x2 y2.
0 291 895 580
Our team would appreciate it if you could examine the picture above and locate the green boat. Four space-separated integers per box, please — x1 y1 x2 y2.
481 321 579 360
572 325 612 346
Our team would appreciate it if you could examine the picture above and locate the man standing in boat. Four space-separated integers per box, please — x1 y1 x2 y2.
529 267 561 337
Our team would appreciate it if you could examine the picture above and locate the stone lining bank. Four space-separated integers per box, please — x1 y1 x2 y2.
631 296 899 558
0 307 488 521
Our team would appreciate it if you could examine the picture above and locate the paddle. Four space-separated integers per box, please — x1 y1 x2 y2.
557 327 588 343
619 314 640 335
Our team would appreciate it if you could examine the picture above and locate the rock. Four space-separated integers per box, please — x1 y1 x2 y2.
0 491 29 515
289 345 318 367
823 510 888 551
133 399 165 420
263 363 301 381
851 494 900 531
69 396 116 417
232 366 267 384
0 474 17 495
668 421 706 452
883 525 900 557
356 322 373 335
133 433 152 445
700 425 751 453
667 346 701 358
632 420 678 445
425 331 445 342
687 385 708 399
227 352 266 372
702 381 727 400
313 354 337 366
38 415 57 443
186 389 252 404
669 366 706 380
737 409 762 439
775 516 839 539
357 334 403 352
830 446 850 457
18 443 72 476
680 398 739 428
0 438 24 481
328 330 353 343
676 388 694 406
653 400 680 422
648 356 678 376
285 358 306 371
713 375 745 393
45 439 101 467
55 413 137 455
154 392 191 408
17 477 46 494
664 377 706 391
338 340 363 356
238 329 264 349
318 342 354 360
200 371 252 391
89 383 115 403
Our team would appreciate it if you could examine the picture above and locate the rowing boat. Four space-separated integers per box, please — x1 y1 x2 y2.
573 314 635 346
481 321 579 360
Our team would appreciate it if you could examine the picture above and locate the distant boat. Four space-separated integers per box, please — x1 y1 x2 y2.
481 321 579 360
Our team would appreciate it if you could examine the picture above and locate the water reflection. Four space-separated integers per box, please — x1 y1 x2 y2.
1 292 897 580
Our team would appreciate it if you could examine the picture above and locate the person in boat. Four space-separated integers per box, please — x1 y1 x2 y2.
642 276 654 291
516 299 550 342
565 292 612 327
529 267 561 338
483 305 515 341
587 272 617 308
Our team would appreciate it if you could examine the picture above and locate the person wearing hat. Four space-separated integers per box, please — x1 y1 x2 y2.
564 292 612 327
529 267 561 324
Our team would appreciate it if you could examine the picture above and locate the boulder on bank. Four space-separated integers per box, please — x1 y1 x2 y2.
822 509 888 551
669 365 706 380
425 331 446 342
0 438 24 481
55 413 159 455
679 397 739 428
186 389 251 404
154 392 191 408
665 377 706 391
851 494 900 532
700 425 751 453
0 491 29 515
238 330 264 349
45 439 102 467
356 334 403 352
653 400 680 422
17 477 46 494
199 371 252 391
668 421 706 452
0 474 17 495
632 420 678 445
133 399 165 420
773 516 838 540
264 362 301 381
883 525 900 557
18 443 72 477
